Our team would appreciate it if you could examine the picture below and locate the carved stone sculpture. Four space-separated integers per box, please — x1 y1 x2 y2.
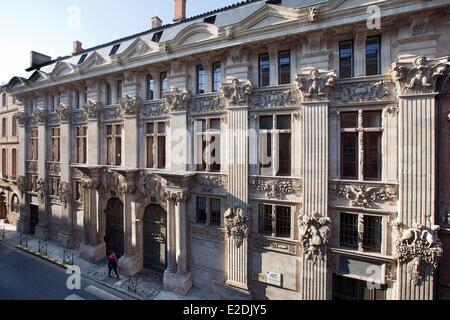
250 178 302 200
224 207 249 248
14 111 28 126
298 212 331 263
392 220 443 286
58 182 72 209
36 178 47 203
17 175 27 197
225 26 235 40
295 69 336 102
83 100 100 119
221 79 253 105
34 106 48 124
165 88 191 112
119 95 142 116
334 184 396 208
307 7 319 23
57 103 72 122
163 190 189 204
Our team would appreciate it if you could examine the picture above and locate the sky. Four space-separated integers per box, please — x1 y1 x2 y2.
0 0 239 84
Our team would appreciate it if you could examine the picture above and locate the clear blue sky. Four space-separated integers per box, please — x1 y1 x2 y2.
0 0 239 84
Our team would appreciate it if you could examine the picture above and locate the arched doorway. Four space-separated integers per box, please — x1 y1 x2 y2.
143 204 167 272
105 197 124 256
0 193 6 220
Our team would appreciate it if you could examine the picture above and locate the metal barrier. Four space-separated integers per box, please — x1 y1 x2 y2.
38 241 48 256
0 226 5 240
127 276 139 294
19 234 28 248
63 250 74 265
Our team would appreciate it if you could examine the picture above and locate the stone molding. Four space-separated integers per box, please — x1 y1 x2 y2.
392 220 443 286
298 212 331 263
224 206 249 248
196 174 228 192
221 79 253 105
295 69 336 102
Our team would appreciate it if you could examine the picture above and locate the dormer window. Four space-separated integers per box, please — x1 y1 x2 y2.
152 31 164 43
109 44 121 56
203 16 216 24
77 54 88 65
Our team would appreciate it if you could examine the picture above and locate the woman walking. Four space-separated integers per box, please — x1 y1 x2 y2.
108 251 120 279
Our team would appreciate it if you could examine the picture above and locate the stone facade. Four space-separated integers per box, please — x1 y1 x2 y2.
5 0 450 300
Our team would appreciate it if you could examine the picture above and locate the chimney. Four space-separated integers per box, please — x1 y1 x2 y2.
73 41 83 55
151 16 163 29
173 0 187 23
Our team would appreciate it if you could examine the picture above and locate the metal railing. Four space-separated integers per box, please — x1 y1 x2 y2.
38 241 48 256
127 276 139 294
0 226 5 240
63 250 74 265
19 234 28 248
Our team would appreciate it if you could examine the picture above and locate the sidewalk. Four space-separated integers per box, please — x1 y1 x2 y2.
0 221 219 300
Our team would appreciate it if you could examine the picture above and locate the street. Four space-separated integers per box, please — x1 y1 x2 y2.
0 243 133 300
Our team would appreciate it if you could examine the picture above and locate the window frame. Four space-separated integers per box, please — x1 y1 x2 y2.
259 53 270 87
365 35 381 76
50 127 61 162
277 50 291 85
195 195 223 227
105 124 122 166
145 121 167 169
194 117 222 173
212 62 222 93
76 125 88 164
257 203 293 239
339 40 354 79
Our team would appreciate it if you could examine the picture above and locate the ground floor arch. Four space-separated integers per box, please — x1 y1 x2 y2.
143 203 167 272
105 197 124 256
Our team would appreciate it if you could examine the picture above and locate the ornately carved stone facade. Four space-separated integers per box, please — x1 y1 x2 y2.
5 0 450 300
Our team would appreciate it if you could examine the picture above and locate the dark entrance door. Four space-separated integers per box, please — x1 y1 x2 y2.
105 198 124 256
0 194 6 220
30 204 39 234
143 204 167 272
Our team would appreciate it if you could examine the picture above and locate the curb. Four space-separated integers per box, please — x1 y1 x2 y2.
15 245 72 269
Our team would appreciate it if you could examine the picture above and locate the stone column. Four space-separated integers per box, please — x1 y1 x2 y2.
295 68 336 300
15 104 30 234
166 198 176 273
57 104 74 248
221 76 253 299
391 56 449 300
34 104 49 240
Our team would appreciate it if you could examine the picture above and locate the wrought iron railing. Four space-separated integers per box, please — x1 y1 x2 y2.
127 276 139 294
19 234 28 248
63 249 74 265
38 241 48 256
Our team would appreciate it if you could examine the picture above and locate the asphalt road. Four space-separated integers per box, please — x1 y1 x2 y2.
0 243 132 300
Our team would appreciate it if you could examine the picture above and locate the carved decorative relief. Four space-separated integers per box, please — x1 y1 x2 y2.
392 220 443 286
98 170 124 195
221 79 253 105
250 88 301 109
332 184 397 208
27 161 38 174
119 95 142 116
57 103 72 122
34 106 48 124
163 190 190 204
80 177 101 191
165 88 191 112
250 177 302 200
83 100 101 119
135 172 164 202
190 95 225 114
47 114 60 126
307 7 319 23
58 182 72 209
36 178 47 203
295 69 336 102
225 26 235 40
196 174 228 192
101 107 121 122
224 207 249 248
141 101 169 118
299 212 331 263
47 163 61 176
14 111 28 126
332 80 394 104
391 56 450 95
386 104 399 115
17 175 27 197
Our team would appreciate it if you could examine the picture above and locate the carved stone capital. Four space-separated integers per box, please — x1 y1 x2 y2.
295 69 336 102
221 79 253 105
58 181 72 209
165 88 191 112
83 100 101 119
34 106 48 125
57 103 73 122
14 111 28 126
36 178 47 203
17 175 28 197
119 95 142 116
224 206 249 248
298 212 331 263
163 190 189 204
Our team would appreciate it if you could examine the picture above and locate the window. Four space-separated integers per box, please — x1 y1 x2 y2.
109 44 121 56
340 110 382 181
11 118 17 137
1 118 6 137
1 93 6 107
30 129 38 160
366 36 381 76
160 72 168 98
48 95 55 113
212 62 222 92
83 86 88 104
1 149 6 177
11 149 17 178
259 114 291 176
76 126 87 164
259 54 270 87
146 75 156 101
258 204 292 238
152 31 163 43
196 196 222 226
339 212 383 253
106 124 122 166
116 80 123 100
74 90 80 109
50 128 61 162
203 15 216 24
278 50 291 85
195 118 221 172
145 122 166 169
333 275 386 300
339 40 354 78
196 65 206 94
105 83 112 105
77 54 88 65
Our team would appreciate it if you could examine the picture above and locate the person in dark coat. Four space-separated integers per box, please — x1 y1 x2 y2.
108 251 120 279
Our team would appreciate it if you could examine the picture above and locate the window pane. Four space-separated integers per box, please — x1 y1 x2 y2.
276 206 291 238
212 62 222 92
363 215 382 253
158 136 166 169
259 54 270 87
115 137 122 166
160 72 168 98
341 112 358 129
366 36 381 76
278 133 291 176
209 118 221 131
277 115 291 130
146 75 155 100
339 40 353 78
147 123 154 134
147 136 154 168
259 116 273 130
196 197 207 224
363 132 382 180
158 122 166 134
363 110 382 128
210 198 221 226
341 132 358 179
278 50 291 85
259 204 272 235
197 65 206 94
340 213 358 249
